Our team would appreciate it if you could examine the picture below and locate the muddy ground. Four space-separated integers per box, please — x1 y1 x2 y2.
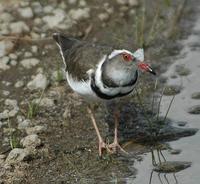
0 0 199 183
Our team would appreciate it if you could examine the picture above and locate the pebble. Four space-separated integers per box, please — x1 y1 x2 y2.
191 92 200 99
68 0 77 5
188 105 200 114
21 58 39 69
175 65 190 76
169 149 182 155
43 5 54 13
177 121 187 127
5 148 31 164
14 80 24 88
31 46 38 53
2 90 10 96
69 8 90 21
128 0 139 6
163 85 182 96
20 134 42 148
27 73 49 90
0 56 10 70
0 12 14 23
32 2 43 15
18 7 34 19
26 125 47 135
98 13 109 22
33 97 55 107
18 119 31 130
24 51 33 58
42 8 66 28
0 40 14 57
9 21 30 34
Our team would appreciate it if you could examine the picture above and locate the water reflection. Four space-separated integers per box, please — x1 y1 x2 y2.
146 146 191 184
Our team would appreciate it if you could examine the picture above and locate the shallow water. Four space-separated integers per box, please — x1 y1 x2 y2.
130 6 200 184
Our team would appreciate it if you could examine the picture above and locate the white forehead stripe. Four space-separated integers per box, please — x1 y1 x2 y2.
133 48 144 61
108 49 133 59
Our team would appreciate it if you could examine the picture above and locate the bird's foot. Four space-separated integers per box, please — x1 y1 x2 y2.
98 141 111 157
108 141 128 154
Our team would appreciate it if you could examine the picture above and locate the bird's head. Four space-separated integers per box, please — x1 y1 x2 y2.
107 48 156 75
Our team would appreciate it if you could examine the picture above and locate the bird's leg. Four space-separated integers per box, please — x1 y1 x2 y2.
87 105 109 156
108 110 127 154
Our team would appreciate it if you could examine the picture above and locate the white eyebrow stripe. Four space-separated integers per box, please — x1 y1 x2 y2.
108 49 133 59
133 48 144 61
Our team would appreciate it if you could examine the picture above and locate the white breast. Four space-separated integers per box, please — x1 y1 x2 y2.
66 72 98 99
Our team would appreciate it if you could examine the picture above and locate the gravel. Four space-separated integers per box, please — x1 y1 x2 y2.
69 8 90 20
33 97 55 107
42 8 66 28
21 58 40 69
9 21 30 34
26 125 47 135
20 134 42 148
5 148 31 164
27 73 49 90
0 56 10 70
0 40 14 57
18 7 34 19
18 119 32 130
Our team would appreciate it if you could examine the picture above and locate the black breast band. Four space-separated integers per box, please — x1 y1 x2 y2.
90 71 138 100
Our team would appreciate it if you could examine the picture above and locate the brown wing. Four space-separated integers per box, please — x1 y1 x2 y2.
53 33 113 81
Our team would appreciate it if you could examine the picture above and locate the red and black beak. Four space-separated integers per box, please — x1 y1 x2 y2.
138 62 156 75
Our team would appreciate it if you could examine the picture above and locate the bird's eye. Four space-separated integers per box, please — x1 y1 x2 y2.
122 53 133 62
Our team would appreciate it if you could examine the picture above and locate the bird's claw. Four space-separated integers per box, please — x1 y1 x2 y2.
108 142 128 154
98 141 111 157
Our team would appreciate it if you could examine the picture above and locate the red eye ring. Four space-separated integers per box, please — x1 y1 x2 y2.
122 53 133 62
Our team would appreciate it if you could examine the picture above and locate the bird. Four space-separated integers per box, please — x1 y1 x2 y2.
53 33 156 156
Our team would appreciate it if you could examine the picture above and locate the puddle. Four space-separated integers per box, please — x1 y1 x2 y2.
130 5 200 184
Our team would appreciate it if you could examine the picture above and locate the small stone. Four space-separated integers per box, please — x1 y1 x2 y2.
43 5 54 13
98 13 109 22
0 154 6 159
32 2 43 15
33 97 55 107
69 8 90 21
51 70 65 82
68 0 77 5
163 85 182 96
10 60 17 66
0 121 3 128
188 105 200 115
18 7 34 19
0 40 14 57
0 56 10 70
116 0 128 5
9 21 30 34
18 119 31 130
0 110 9 120
21 58 39 69
20 134 41 148
26 125 47 135
14 80 24 88
175 65 190 76
177 121 187 127
2 90 10 96
27 73 49 90
5 148 31 164
0 13 14 23
24 51 33 58
42 8 66 28
191 92 200 99
154 161 191 173
79 0 87 7
128 0 139 6
169 149 182 155
31 46 38 53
